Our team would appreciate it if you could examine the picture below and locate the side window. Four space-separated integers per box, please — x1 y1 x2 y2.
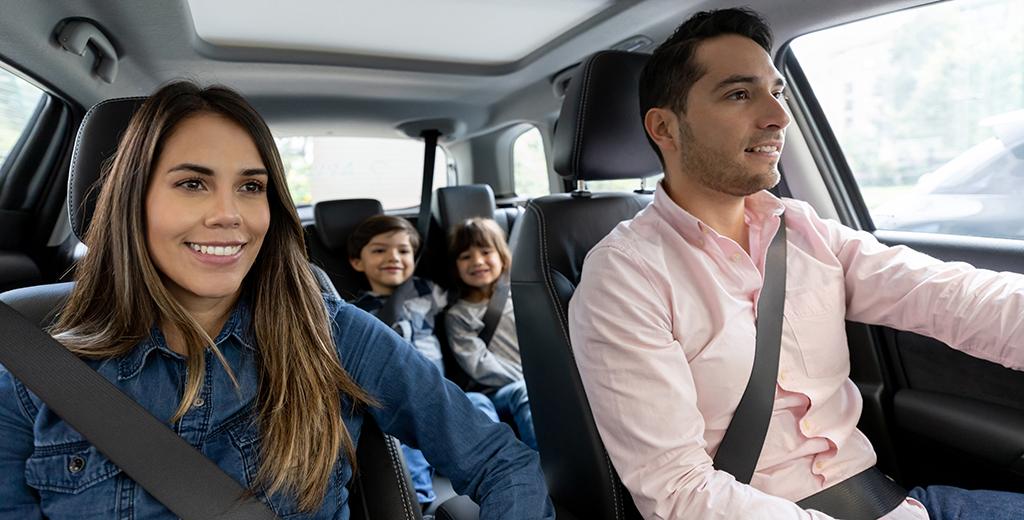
513 126 549 198
0 68 45 169
790 0 1024 240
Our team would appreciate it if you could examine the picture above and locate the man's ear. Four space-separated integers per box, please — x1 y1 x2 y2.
350 257 365 272
644 107 681 156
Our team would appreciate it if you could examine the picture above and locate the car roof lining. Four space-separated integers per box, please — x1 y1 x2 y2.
0 0 934 142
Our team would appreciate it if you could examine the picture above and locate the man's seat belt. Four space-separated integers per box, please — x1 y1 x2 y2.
0 302 279 520
377 129 440 327
711 214 907 519
712 214 787 482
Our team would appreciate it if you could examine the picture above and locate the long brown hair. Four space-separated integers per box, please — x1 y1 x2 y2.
52 81 374 511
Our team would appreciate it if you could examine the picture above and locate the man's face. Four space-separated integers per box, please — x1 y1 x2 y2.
671 34 791 197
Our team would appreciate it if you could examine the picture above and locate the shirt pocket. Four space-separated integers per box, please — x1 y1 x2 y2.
783 286 850 379
24 441 123 518
226 418 345 517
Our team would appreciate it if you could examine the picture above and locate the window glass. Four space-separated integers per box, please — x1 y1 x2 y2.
0 68 44 168
588 174 663 193
276 136 448 210
513 127 549 197
791 0 1024 240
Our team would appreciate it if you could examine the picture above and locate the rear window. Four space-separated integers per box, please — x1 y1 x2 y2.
588 174 663 193
790 0 1024 240
276 136 449 210
0 67 44 168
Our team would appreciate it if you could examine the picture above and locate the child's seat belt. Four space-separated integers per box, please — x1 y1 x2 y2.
377 129 441 327
711 214 907 519
478 274 510 347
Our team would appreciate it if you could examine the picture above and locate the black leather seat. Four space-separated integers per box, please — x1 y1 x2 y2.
433 184 524 246
510 50 661 520
306 198 384 300
0 97 427 520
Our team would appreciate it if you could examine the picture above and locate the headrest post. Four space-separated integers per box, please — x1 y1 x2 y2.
634 175 655 195
571 179 592 199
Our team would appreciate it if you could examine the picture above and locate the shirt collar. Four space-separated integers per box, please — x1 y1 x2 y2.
652 180 785 244
117 295 256 380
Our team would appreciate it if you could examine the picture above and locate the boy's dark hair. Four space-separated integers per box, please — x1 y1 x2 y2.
347 215 421 259
638 8 773 163
448 217 512 296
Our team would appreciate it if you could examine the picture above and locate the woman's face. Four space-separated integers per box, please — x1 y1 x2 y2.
145 112 270 309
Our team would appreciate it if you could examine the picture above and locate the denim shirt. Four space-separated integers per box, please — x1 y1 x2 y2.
0 294 553 519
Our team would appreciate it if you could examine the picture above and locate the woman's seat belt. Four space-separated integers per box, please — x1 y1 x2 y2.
0 301 279 520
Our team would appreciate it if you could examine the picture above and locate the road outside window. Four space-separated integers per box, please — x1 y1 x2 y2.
276 136 448 210
0 68 44 168
791 0 1024 240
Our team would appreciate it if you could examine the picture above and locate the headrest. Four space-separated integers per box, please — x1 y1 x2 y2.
313 199 384 252
69 97 147 242
433 184 496 234
552 51 662 182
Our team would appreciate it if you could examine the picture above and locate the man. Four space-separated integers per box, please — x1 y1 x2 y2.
568 8 1024 520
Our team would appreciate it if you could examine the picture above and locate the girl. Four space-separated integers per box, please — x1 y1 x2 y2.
445 217 538 450
0 82 552 519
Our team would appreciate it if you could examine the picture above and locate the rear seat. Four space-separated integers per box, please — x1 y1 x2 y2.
305 198 383 300
434 184 524 249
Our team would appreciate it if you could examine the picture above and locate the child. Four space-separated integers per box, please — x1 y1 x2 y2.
349 215 446 371
348 215 499 508
445 217 538 450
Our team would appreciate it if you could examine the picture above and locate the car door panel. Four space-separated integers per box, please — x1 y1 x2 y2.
845 230 1024 491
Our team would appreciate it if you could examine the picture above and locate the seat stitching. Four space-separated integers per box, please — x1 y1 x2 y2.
572 56 597 181
68 96 146 239
534 205 573 354
605 451 623 519
383 433 416 520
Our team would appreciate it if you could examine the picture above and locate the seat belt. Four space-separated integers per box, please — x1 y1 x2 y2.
710 216 907 518
376 129 441 327
478 275 510 346
712 214 786 484
0 302 279 520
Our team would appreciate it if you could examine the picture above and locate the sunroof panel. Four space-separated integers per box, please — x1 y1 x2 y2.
187 0 612 65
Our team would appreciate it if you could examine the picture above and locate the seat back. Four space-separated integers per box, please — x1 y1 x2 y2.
4 97 420 520
307 198 385 300
511 50 661 520
433 184 524 248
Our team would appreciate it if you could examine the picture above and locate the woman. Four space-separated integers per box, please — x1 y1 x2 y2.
0 82 553 519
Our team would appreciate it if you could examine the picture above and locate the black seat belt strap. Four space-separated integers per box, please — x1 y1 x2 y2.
713 214 787 484
478 275 510 346
416 129 440 251
378 129 441 327
0 302 279 520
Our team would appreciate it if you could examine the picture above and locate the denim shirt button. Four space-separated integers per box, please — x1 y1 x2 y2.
68 455 86 473
193 397 205 408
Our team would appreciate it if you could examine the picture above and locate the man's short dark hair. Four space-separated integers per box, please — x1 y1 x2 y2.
347 215 421 259
638 8 773 161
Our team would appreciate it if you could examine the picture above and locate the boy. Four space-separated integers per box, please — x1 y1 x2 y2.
349 215 446 371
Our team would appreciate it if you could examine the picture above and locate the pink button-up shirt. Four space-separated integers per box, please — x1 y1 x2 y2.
568 183 1024 519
